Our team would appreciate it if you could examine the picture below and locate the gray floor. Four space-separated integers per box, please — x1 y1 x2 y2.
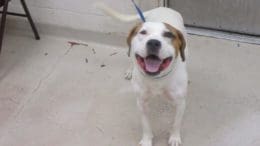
0 30 259 146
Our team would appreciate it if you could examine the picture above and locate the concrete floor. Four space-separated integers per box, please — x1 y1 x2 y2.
0 30 260 146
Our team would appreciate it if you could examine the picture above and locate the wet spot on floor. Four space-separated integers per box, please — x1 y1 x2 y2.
100 64 106 68
85 58 88 63
44 53 48 56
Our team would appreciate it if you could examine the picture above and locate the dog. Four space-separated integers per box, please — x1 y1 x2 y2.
95 3 188 146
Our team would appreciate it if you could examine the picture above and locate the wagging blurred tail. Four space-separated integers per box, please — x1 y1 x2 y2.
94 2 142 22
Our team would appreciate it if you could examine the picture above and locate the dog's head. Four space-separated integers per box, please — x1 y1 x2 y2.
127 22 186 76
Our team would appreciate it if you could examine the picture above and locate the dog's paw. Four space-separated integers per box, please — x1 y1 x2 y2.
124 69 132 80
139 139 152 146
168 135 182 146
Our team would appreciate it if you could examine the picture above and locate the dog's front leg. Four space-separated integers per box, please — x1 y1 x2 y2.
124 64 133 80
137 95 153 146
168 93 186 146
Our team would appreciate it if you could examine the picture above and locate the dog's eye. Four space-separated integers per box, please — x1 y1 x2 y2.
163 31 175 38
140 30 147 35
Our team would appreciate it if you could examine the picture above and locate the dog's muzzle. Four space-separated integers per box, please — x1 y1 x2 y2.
135 54 172 76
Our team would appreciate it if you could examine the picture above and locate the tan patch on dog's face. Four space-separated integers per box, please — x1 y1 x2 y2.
164 23 186 61
127 23 143 48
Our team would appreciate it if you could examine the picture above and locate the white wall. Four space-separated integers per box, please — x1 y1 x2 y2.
8 0 160 35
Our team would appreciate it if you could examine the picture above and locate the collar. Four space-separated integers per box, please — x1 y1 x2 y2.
140 67 174 80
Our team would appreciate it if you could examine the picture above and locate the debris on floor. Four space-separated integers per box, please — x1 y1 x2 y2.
109 52 118 56
67 41 88 47
100 64 106 68
92 48 96 54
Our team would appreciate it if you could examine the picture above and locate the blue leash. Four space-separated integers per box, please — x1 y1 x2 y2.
131 0 146 22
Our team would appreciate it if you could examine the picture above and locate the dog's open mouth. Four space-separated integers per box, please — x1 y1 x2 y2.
135 54 172 75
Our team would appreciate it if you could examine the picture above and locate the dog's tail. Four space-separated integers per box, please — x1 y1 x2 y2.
94 2 140 22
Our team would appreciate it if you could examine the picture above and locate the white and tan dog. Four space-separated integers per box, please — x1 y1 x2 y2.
96 3 188 146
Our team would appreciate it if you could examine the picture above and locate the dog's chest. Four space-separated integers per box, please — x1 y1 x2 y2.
146 83 165 96
139 77 171 97
132 67 187 98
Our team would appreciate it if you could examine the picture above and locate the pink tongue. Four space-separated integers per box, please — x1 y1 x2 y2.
144 58 162 73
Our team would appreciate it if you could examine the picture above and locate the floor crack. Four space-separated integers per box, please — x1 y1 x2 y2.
32 45 73 93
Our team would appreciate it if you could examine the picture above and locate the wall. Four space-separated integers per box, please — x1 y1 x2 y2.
170 0 260 35
8 0 160 35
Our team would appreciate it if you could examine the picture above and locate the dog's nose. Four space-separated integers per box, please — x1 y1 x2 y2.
147 39 161 55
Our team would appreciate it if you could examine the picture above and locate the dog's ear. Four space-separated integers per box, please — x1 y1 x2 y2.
164 23 186 62
127 23 143 56
176 28 186 62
